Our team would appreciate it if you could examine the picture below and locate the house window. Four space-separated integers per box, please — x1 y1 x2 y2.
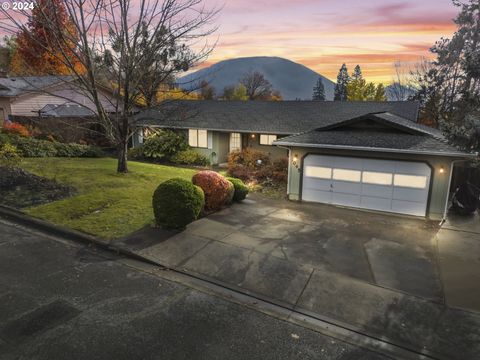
259 134 277 145
230 132 241 152
189 129 208 148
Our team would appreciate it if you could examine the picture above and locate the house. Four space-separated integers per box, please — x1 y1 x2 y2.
0 76 117 124
134 100 476 220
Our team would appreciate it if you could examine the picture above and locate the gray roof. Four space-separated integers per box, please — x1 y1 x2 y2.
39 103 95 117
274 113 473 158
135 100 420 134
0 76 71 97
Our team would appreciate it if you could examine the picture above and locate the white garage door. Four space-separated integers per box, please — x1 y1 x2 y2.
302 155 431 216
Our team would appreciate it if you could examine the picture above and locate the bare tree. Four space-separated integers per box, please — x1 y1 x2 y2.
239 71 273 100
0 0 219 173
388 61 412 101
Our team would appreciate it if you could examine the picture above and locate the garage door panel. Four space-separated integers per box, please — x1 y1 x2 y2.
392 200 426 216
332 181 362 194
332 193 361 207
393 187 428 203
360 196 392 212
303 177 331 191
395 161 430 175
361 184 392 198
362 159 396 173
302 189 332 203
334 157 363 170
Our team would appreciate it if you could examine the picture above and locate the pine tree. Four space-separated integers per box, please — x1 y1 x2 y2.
351 65 363 81
312 77 326 100
334 63 349 101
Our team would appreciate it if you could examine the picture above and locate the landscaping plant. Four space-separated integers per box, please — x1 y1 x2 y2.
0 143 22 168
226 177 249 201
139 130 188 161
192 170 234 211
152 178 205 229
1 122 30 137
171 149 210 166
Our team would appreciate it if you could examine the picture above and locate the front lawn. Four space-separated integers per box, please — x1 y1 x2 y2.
18 158 198 239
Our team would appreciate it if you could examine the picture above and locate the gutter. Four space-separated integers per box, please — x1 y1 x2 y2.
273 141 477 159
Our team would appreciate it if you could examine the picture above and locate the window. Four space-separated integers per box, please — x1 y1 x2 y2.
189 129 208 148
305 166 332 179
259 134 277 145
362 171 393 186
394 174 427 189
230 132 241 152
332 168 361 182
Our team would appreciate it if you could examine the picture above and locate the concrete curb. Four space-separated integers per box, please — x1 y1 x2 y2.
0 205 161 268
0 205 444 360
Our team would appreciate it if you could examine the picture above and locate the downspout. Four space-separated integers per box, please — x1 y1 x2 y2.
440 157 477 225
276 145 291 195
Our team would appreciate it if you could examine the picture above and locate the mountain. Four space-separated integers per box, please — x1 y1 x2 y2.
178 56 335 100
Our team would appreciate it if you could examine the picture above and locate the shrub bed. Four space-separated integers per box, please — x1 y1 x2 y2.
0 134 103 158
152 178 205 229
141 130 188 161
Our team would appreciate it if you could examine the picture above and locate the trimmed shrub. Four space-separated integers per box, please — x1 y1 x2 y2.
171 149 210 166
142 130 188 161
1 122 30 137
152 178 205 229
0 143 21 168
226 177 249 201
192 170 232 211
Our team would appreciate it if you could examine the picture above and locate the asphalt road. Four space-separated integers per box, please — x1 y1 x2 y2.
0 220 389 360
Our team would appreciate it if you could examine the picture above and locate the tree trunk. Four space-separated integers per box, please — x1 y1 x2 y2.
117 140 129 173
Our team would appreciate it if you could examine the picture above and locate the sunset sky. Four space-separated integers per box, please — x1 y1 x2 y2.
202 0 459 84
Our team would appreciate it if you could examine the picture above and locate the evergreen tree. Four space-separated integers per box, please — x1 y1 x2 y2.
312 77 326 100
351 65 363 81
334 63 349 101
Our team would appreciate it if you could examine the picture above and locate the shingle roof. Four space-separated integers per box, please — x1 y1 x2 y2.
0 76 71 97
274 113 473 157
134 100 420 134
39 103 95 117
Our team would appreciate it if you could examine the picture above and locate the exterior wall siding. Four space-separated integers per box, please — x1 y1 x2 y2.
243 133 288 160
286 146 458 220
9 86 116 117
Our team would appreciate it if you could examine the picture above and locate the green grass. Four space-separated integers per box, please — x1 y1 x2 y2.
19 158 198 239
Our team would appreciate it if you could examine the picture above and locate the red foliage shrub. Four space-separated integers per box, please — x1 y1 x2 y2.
2 122 30 137
192 170 233 211
227 164 253 182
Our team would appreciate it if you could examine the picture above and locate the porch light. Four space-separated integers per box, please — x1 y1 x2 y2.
251 134 256 139
439 166 445 174
293 154 298 162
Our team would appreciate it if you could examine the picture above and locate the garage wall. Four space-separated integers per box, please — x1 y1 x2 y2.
286 147 457 220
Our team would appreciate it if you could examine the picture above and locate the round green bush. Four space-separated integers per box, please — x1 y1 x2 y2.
152 178 205 229
226 177 249 202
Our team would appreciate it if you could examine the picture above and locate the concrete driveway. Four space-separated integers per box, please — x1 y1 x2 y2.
116 194 480 359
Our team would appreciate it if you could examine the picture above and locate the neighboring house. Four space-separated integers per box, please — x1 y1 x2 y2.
39 103 96 117
135 100 476 220
0 76 116 124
